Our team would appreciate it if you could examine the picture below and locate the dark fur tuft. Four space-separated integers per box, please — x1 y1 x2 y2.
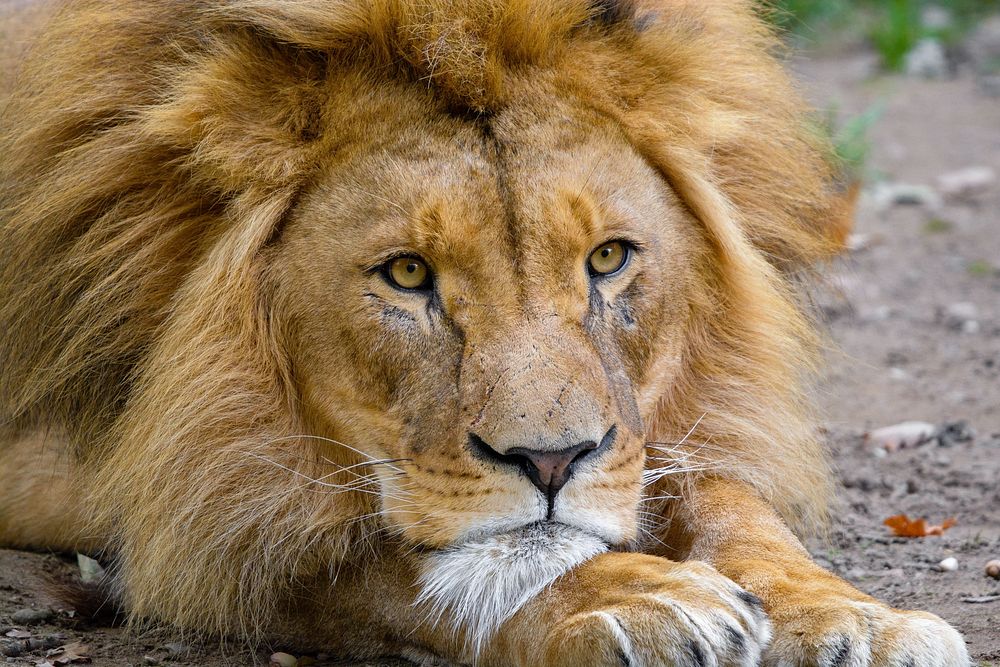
589 0 638 26
43 561 125 627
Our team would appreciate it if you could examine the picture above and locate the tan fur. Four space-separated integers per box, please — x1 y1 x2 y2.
0 429 93 552
0 1 965 665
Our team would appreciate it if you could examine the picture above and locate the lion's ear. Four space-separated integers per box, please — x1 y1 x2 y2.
144 32 329 195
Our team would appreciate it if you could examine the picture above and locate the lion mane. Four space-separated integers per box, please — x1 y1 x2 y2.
1 0 843 642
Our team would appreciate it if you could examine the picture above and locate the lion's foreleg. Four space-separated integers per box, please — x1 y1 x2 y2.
670 478 969 666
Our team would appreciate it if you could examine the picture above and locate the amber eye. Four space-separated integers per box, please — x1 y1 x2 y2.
386 256 432 291
588 241 630 277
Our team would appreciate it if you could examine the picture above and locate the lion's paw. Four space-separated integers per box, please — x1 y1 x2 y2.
766 598 969 667
542 561 771 667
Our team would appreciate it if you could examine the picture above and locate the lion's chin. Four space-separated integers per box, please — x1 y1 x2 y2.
416 522 607 656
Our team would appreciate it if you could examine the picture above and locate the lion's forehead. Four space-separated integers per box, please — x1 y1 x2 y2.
304 101 684 285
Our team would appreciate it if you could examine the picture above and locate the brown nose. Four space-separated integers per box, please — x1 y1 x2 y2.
469 426 616 500
505 442 597 497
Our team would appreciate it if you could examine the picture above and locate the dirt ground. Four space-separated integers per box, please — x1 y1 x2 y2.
798 49 1000 664
2 18 999 667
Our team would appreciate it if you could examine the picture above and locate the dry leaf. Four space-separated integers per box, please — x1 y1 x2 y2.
5 629 32 639
884 514 956 537
42 642 91 665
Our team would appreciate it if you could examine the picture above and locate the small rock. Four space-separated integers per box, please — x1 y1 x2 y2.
939 302 979 331
986 560 1000 579
0 645 20 659
38 636 64 651
936 557 958 572
860 305 893 323
846 233 877 252
888 367 910 381
905 38 949 79
871 182 942 212
162 643 190 657
921 5 953 31
936 421 975 447
270 652 298 667
142 656 160 666
76 554 106 585
10 608 53 626
865 421 937 452
968 15 1000 73
938 167 996 199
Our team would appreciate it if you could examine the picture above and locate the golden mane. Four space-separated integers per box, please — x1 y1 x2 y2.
1 0 842 637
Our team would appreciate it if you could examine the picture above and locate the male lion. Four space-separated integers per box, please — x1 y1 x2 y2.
0 1 970 665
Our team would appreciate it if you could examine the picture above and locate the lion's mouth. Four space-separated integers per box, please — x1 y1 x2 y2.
463 520 608 553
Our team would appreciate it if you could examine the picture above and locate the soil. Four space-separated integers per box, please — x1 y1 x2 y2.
1 23 999 667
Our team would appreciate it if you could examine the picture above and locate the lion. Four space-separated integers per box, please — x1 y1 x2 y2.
0 1 970 665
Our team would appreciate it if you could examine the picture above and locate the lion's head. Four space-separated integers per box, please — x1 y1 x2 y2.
276 89 703 548
1 0 844 640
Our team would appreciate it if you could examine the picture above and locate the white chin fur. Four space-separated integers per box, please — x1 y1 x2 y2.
415 522 607 658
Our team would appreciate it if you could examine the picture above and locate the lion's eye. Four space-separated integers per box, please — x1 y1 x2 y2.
386 256 432 291
588 241 630 277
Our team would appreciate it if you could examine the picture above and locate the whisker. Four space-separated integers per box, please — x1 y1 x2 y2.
676 412 707 446
638 494 683 503
264 434 409 473
247 453 413 502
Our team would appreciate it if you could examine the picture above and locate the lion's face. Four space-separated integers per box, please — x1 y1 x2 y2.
274 76 703 549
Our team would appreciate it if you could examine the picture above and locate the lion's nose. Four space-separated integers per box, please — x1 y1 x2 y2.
469 426 616 499
507 442 597 497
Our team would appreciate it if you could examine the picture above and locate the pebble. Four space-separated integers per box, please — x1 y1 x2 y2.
76 553 107 585
987 560 1000 579
921 6 953 31
938 167 996 199
968 15 1000 72
162 642 190 657
888 367 910 382
937 421 975 447
940 302 979 332
865 421 936 452
846 233 877 252
10 608 53 625
270 652 298 667
143 656 160 666
936 557 958 572
871 182 942 212
905 38 949 79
